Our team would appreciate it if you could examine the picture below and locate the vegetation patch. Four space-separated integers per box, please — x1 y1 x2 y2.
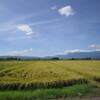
0 84 100 100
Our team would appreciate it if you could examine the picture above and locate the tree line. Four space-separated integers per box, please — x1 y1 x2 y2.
0 57 94 60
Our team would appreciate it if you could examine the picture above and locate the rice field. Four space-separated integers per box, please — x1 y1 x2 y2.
0 60 100 90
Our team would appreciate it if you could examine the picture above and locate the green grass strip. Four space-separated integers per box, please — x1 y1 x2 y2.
0 84 100 100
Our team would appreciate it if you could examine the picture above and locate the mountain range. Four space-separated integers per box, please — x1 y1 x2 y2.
0 51 100 60
54 51 100 60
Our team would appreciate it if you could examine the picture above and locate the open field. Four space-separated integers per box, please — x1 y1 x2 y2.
0 60 100 90
0 60 100 99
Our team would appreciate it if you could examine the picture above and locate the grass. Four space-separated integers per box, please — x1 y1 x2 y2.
0 60 100 90
0 84 100 100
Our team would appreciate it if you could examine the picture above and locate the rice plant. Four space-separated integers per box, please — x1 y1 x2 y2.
0 60 100 90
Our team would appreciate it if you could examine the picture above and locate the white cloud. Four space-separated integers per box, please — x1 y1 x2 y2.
56 49 100 55
0 48 33 56
58 5 75 16
17 25 33 35
51 5 57 10
64 49 88 54
63 49 90 55
88 44 100 49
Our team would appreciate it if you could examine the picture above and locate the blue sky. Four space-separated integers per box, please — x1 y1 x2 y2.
0 0 100 57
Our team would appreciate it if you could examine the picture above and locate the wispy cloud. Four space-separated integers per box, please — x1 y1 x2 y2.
0 11 65 41
0 11 43 35
0 17 64 35
5 36 31 41
17 25 33 35
29 17 65 26
58 5 75 17
88 44 100 49
0 48 33 56
51 5 57 10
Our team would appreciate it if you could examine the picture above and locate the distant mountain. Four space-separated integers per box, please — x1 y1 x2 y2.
0 51 100 60
41 56 52 60
54 51 100 59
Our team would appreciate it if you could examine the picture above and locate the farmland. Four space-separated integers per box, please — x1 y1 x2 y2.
0 60 100 90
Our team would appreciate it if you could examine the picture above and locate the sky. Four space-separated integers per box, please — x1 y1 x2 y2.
0 0 100 57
